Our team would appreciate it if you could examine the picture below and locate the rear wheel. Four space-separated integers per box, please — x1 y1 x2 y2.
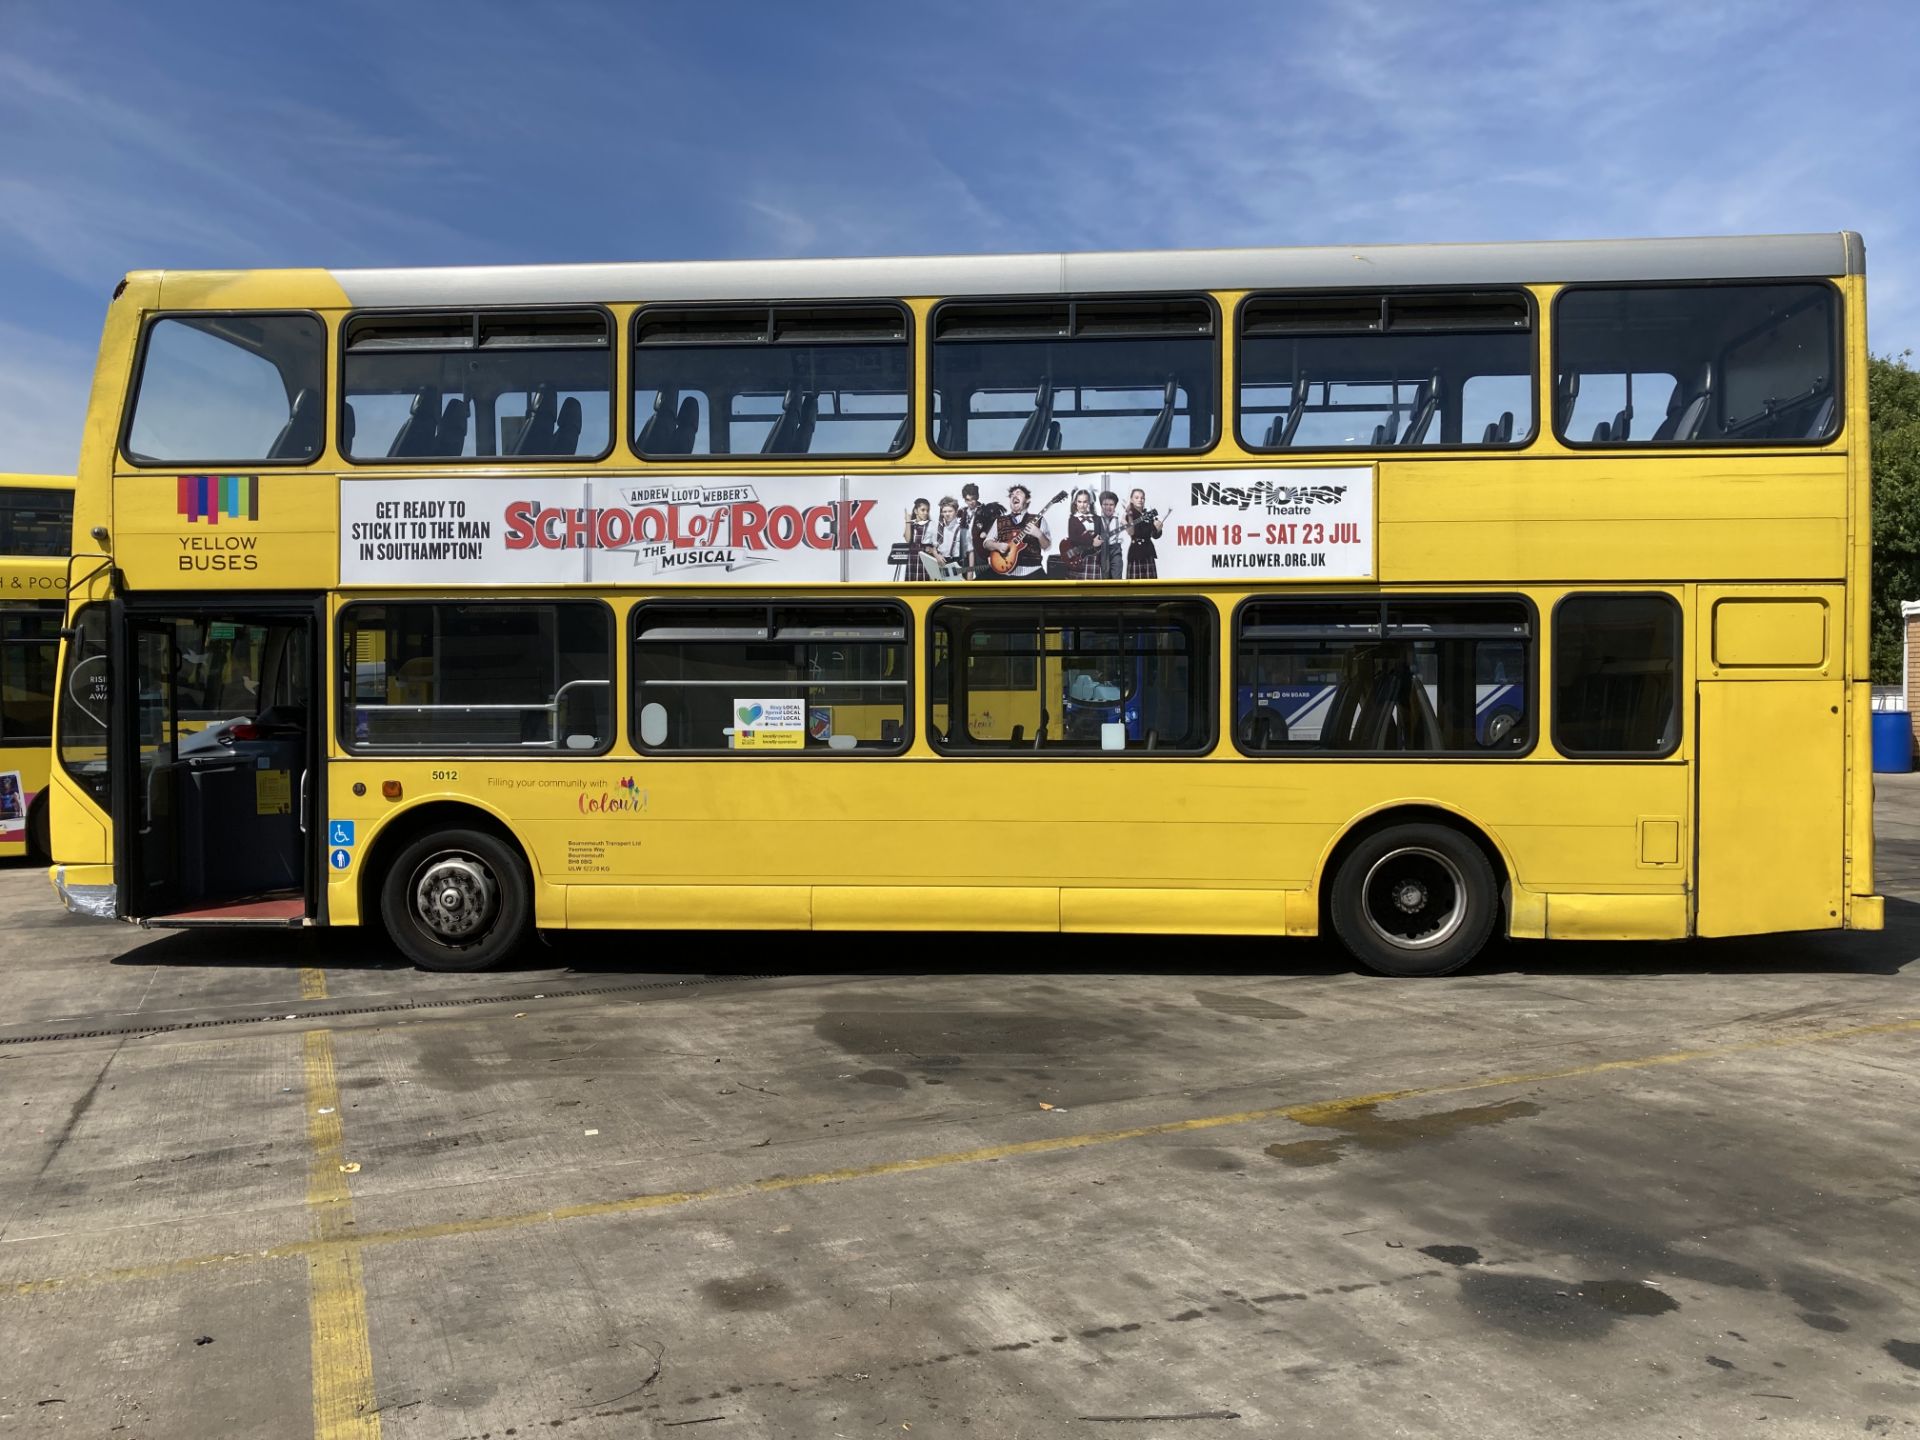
25 796 50 864
1329 823 1498 977
379 827 531 971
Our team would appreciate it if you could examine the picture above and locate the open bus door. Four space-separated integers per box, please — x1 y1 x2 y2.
112 602 320 925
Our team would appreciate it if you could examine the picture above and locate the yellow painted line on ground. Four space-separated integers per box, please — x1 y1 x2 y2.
300 969 330 1001
8 1011 1917 1303
303 1029 380 1440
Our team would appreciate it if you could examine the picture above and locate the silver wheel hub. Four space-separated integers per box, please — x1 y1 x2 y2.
412 854 498 942
1361 846 1467 952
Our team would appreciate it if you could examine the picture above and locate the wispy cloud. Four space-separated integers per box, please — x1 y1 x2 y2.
0 0 1916 465
0 320 93 474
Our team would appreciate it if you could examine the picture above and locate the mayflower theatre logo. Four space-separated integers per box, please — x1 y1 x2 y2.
178 474 259 524
579 776 643 815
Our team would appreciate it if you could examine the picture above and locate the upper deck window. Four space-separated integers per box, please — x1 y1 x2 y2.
124 313 326 466
0 488 72 557
1554 284 1840 445
1237 291 1533 451
930 298 1216 456
343 310 612 462
631 304 909 459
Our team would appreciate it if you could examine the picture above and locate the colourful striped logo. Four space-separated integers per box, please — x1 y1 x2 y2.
177 474 259 524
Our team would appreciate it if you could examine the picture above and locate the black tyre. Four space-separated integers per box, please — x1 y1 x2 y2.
1329 823 1499 977
26 795 50 864
378 827 531 972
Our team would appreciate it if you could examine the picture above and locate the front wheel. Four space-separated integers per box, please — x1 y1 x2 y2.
1329 823 1499 977
379 828 531 971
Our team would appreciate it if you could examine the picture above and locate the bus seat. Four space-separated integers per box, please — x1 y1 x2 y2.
1405 673 1443 751
1554 372 1580 432
761 389 816 454
552 397 582 456
1241 708 1286 750
1370 423 1392 446
1320 658 1375 748
267 387 322 460
1611 404 1632 442
341 402 357 456
795 393 818 452
1034 710 1049 747
436 398 470 456
1009 724 1024 745
512 386 558 454
637 387 680 451
935 414 955 451
1591 420 1612 442
1045 420 1062 451
1354 666 1406 749
890 415 910 452
1480 410 1513 444
388 388 441 457
1143 379 1178 449
1400 378 1440 445
1653 365 1711 442
1263 414 1285 446
1013 380 1055 451
669 396 700 453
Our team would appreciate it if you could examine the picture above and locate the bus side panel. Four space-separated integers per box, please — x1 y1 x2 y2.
498 760 1688 921
1695 680 1844 937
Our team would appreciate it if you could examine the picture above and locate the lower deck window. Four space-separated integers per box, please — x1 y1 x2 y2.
1552 593 1681 755
1 603 62 742
343 602 613 752
632 603 909 753
1234 598 1532 753
930 600 1213 752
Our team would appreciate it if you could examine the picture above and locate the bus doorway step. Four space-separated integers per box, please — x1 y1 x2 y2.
146 895 306 927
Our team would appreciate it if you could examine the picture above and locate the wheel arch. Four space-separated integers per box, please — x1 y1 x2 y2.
355 798 537 926
1314 801 1515 933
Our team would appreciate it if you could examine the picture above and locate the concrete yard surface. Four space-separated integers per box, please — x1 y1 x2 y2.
2 790 1919 1436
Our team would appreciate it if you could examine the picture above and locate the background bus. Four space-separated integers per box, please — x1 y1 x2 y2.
1 476 72 861
45 235 1878 975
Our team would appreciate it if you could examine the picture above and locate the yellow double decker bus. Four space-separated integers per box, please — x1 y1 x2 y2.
46 235 1879 974
1 476 72 861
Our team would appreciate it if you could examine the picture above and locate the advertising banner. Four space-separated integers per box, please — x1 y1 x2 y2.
339 467 1372 585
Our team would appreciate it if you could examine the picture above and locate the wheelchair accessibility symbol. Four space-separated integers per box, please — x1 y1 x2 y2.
328 820 356 846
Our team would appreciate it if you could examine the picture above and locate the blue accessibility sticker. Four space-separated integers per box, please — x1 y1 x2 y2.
330 848 353 871
328 820 356 846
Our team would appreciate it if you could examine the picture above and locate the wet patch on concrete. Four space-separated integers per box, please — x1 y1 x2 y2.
1577 1281 1681 1317
1799 1312 1849 1333
851 1068 910 1089
1192 989 1306 1020
1163 1147 1245 1173
1264 1099 1542 1167
1418 1244 1482 1267
813 1007 1127 1078
1886 1339 1920 1371
1490 1203 1770 1293
699 1273 793 1312
1457 1271 1679 1340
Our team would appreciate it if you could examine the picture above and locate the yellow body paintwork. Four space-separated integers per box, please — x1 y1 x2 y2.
45 262 1881 943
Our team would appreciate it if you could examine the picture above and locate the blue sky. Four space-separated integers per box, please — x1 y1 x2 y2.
2 0 1917 472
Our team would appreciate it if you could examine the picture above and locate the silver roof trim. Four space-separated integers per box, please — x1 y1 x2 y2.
331 234 1860 310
